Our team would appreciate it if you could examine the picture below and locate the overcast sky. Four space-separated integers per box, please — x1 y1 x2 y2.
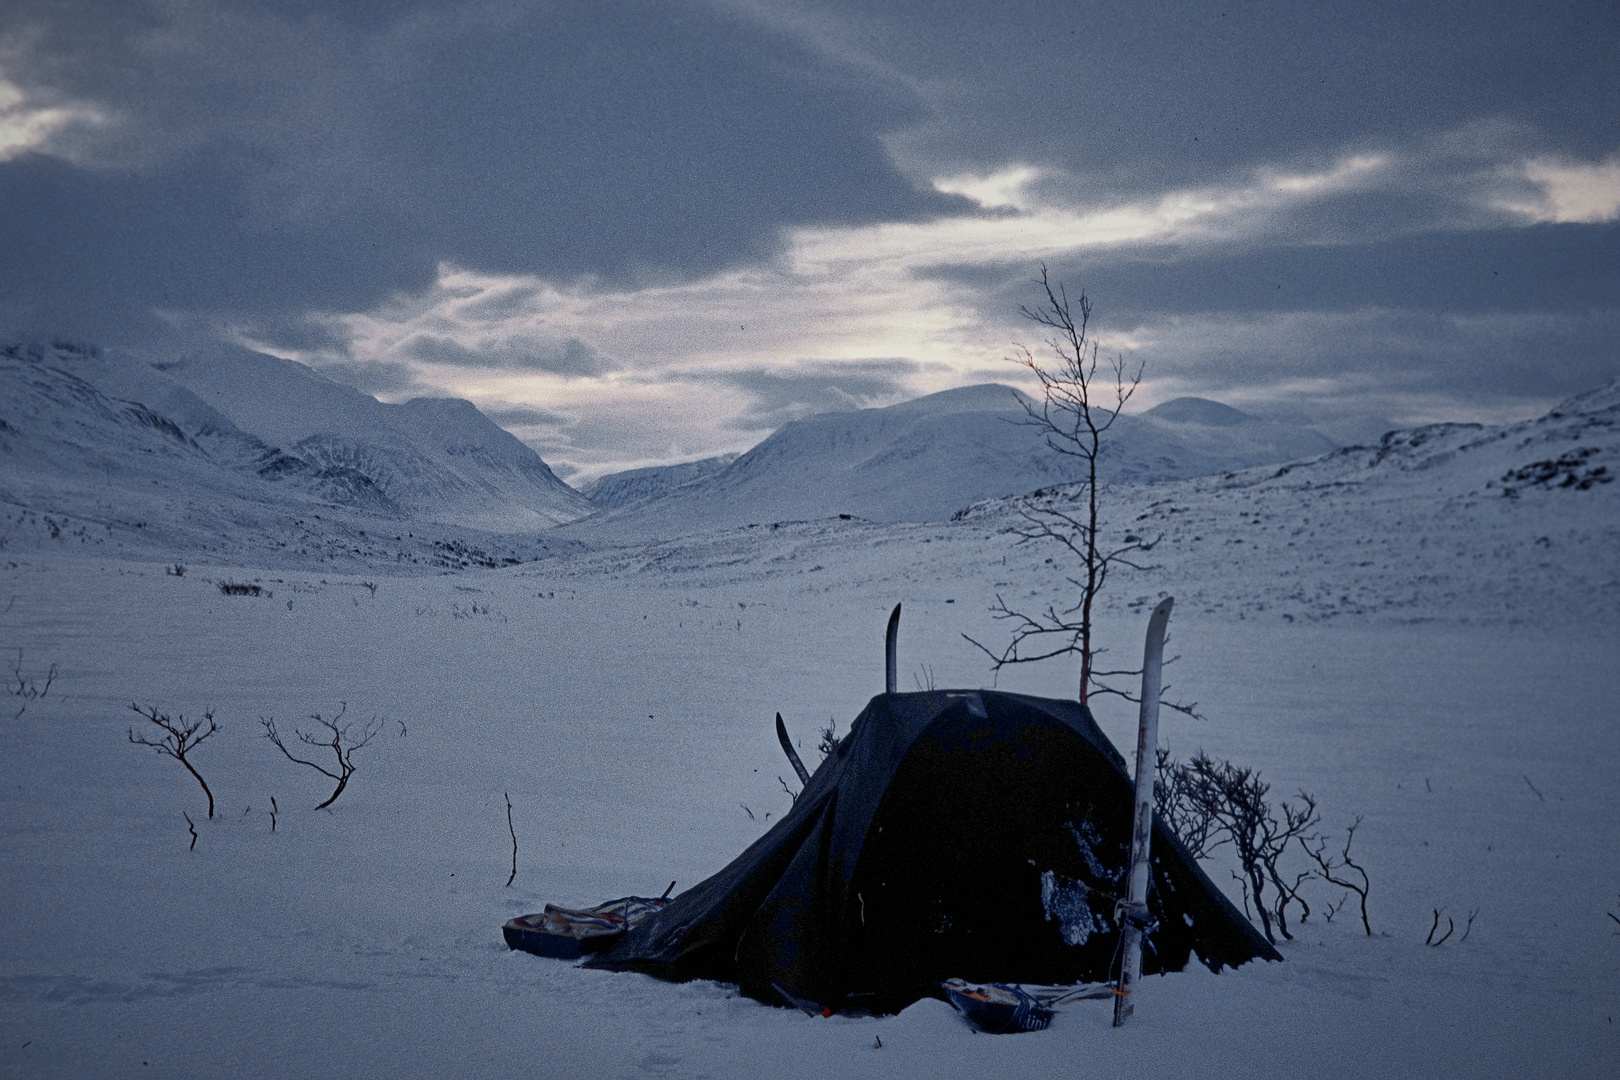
3 0 1617 480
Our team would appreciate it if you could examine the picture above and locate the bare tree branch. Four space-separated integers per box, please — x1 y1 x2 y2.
1426 907 1455 946
1301 817 1375 935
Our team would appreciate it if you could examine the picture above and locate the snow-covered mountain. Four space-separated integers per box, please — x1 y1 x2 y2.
0 341 592 541
582 454 740 508
946 375 1620 627
564 383 1336 540
541 377 1619 634
147 343 592 531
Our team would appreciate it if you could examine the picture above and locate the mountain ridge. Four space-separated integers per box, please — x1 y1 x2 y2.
562 383 1338 541
2 341 592 533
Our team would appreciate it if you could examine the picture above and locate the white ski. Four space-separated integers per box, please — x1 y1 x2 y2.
1114 596 1173 1027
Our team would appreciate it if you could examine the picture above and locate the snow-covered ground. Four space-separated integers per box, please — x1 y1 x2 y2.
1 382 1617 1078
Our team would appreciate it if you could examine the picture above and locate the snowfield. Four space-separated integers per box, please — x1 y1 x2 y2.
1 380 1617 1078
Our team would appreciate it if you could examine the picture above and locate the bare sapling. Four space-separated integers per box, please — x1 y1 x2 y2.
962 267 1194 716
128 703 220 818
261 703 382 809
1301 817 1374 935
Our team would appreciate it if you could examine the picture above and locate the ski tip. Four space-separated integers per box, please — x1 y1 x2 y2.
1144 597 1174 643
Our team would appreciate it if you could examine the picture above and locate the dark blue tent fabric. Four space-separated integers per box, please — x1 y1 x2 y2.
586 690 1280 1013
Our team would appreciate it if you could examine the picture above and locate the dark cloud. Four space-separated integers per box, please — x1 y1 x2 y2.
1131 308 1620 417
402 334 608 377
0 0 952 347
956 224 1620 412
1028 222 1620 320
823 1 1619 189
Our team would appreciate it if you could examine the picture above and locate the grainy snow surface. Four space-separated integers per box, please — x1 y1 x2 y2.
2 378 1617 1079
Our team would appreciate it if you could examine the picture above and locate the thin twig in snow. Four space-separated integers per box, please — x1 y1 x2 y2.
505 792 519 887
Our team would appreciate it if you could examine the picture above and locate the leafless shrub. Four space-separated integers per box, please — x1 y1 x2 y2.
1154 747 1217 857
219 581 264 597
1301 817 1375 935
816 718 839 760
128 703 220 818
9 649 56 718
261 703 382 809
1156 750 1319 943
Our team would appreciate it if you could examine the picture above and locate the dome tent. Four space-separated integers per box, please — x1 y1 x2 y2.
586 686 1281 1014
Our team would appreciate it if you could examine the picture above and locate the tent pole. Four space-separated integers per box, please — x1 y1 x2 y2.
885 603 901 694
1114 596 1173 1027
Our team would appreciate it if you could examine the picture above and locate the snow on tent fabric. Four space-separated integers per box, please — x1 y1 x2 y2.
585 689 1281 1014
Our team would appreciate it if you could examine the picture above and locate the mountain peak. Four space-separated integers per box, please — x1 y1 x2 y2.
1146 397 1256 427
885 383 1031 415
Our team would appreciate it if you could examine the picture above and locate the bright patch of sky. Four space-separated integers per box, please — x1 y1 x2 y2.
1499 156 1620 224
0 75 102 161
